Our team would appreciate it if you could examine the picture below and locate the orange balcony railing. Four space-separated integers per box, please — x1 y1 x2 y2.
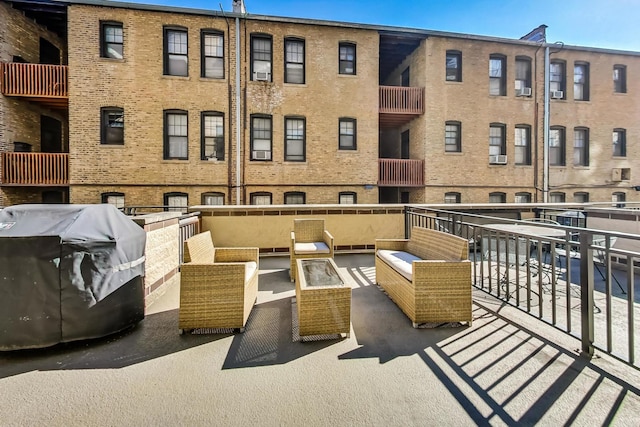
379 86 424 114
1 152 69 186
0 62 68 99
378 158 424 187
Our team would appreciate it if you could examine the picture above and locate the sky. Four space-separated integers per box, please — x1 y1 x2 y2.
119 0 640 52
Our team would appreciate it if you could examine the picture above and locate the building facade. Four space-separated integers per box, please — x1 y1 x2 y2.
1 0 638 209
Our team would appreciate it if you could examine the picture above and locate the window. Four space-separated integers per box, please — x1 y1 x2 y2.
201 112 224 160
101 107 124 145
164 192 188 212
550 61 565 98
339 192 357 204
574 192 589 203
251 34 272 81
444 192 461 203
612 192 626 208
164 110 188 160
250 115 272 160
446 50 462 82
201 192 224 205
101 192 125 209
549 126 566 166
613 128 626 157
515 192 531 203
401 67 410 86
250 192 272 205
164 27 188 76
489 192 506 203
339 42 356 75
573 127 589 166
339 118 356 150
285 38 304 84
574 63 589 101
284 192 305 204
613 65 627 93
285 117 305 161
489 123 506 156
550 192 566 203
515 56 531 95
514 125 531 165
201 31 224 78
100 21 123 59
445 121 461 152
489 55 506 96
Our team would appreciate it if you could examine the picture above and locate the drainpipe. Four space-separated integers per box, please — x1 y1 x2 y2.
235 15 242 205
542 45 550 203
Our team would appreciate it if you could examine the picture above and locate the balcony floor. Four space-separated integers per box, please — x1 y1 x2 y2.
2 254 640 426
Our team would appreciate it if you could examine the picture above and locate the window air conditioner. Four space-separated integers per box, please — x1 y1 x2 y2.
253 71 271 81
551 90 564 99
489 154 507 164
252 150 271 160
612 168 622 181
517 87 532 97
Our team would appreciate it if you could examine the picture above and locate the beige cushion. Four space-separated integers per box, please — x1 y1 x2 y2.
377 249 421 281
245 261 258 280
294 242 331 255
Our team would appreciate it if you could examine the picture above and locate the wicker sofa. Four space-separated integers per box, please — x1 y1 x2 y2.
375 226 472 327
178 231 259 334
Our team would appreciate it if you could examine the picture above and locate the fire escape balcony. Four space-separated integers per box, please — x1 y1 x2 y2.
1 152 69 186
378 159 424 187
379 86 424 129
0 62 68 110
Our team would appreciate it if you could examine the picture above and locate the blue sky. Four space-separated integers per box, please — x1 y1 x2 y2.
121 0 640 52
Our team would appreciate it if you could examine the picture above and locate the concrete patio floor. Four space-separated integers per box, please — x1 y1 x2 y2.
2 254 640 426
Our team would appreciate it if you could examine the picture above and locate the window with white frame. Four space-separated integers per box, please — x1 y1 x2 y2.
202 112 224 160
489 123 506 156
515 57 531 95
489 192 506 203
285 38 305 84
164 27 188 76
339 42 356 75
101 192 125 209
613 128 626 157
284 192 305 204
573 128 589 166
250 192 272 205
250 115 272 160
251 35 272 81
444 192 461 203
549 126 565 166
164 192 188 212
339 192 356 204
164 110 188 160
489 55 506 96
201 31 224 79
574 62 589 101
514 125 531 165
201 192 224 205
549 192 566 203
285 117 305 161
445 121 461 152
614 65 627 93
101 21 123 59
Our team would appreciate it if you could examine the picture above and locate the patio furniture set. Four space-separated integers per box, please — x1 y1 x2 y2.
178 219 473 340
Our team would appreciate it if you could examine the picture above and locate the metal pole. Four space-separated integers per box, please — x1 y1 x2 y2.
579 231 595 358
543 46 550 203
235 16 241 205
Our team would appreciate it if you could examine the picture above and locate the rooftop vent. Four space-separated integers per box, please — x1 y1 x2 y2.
232 0 246 13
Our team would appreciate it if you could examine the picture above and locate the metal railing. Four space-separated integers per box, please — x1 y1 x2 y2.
0 62 68 98
405 205 640 367
1 152 69 185
378 158 424 187
379 86 424 114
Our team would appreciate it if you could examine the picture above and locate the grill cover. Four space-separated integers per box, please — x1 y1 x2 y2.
0 204 146 350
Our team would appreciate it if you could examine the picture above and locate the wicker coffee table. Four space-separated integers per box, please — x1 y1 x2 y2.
295 258 351 341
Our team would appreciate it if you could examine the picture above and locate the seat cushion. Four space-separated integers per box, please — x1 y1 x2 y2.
294 242 331 255
245 261 258 280
377 249 422 281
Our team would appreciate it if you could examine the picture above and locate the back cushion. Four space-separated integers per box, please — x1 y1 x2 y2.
294 219 325 243
184 231 215 263
406 227 468 261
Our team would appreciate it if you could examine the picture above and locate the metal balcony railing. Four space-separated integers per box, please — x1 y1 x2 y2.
378 158 424 187
379 86 424 114
0 62 68 98
1 152 69 186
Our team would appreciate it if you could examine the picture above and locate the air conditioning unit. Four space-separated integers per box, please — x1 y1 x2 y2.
489 154 507 164
551 90 564 99
612 168 622 182
253 71 271 81
252 150 271 160
517 87 532 97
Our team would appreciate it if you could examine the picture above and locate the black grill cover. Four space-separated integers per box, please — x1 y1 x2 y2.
0 204 146 350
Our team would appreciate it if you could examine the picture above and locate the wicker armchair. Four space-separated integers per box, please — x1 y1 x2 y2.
179 231 259 334
290 219 334 282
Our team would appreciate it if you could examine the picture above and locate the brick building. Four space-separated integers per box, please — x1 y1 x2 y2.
1 0 638 209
